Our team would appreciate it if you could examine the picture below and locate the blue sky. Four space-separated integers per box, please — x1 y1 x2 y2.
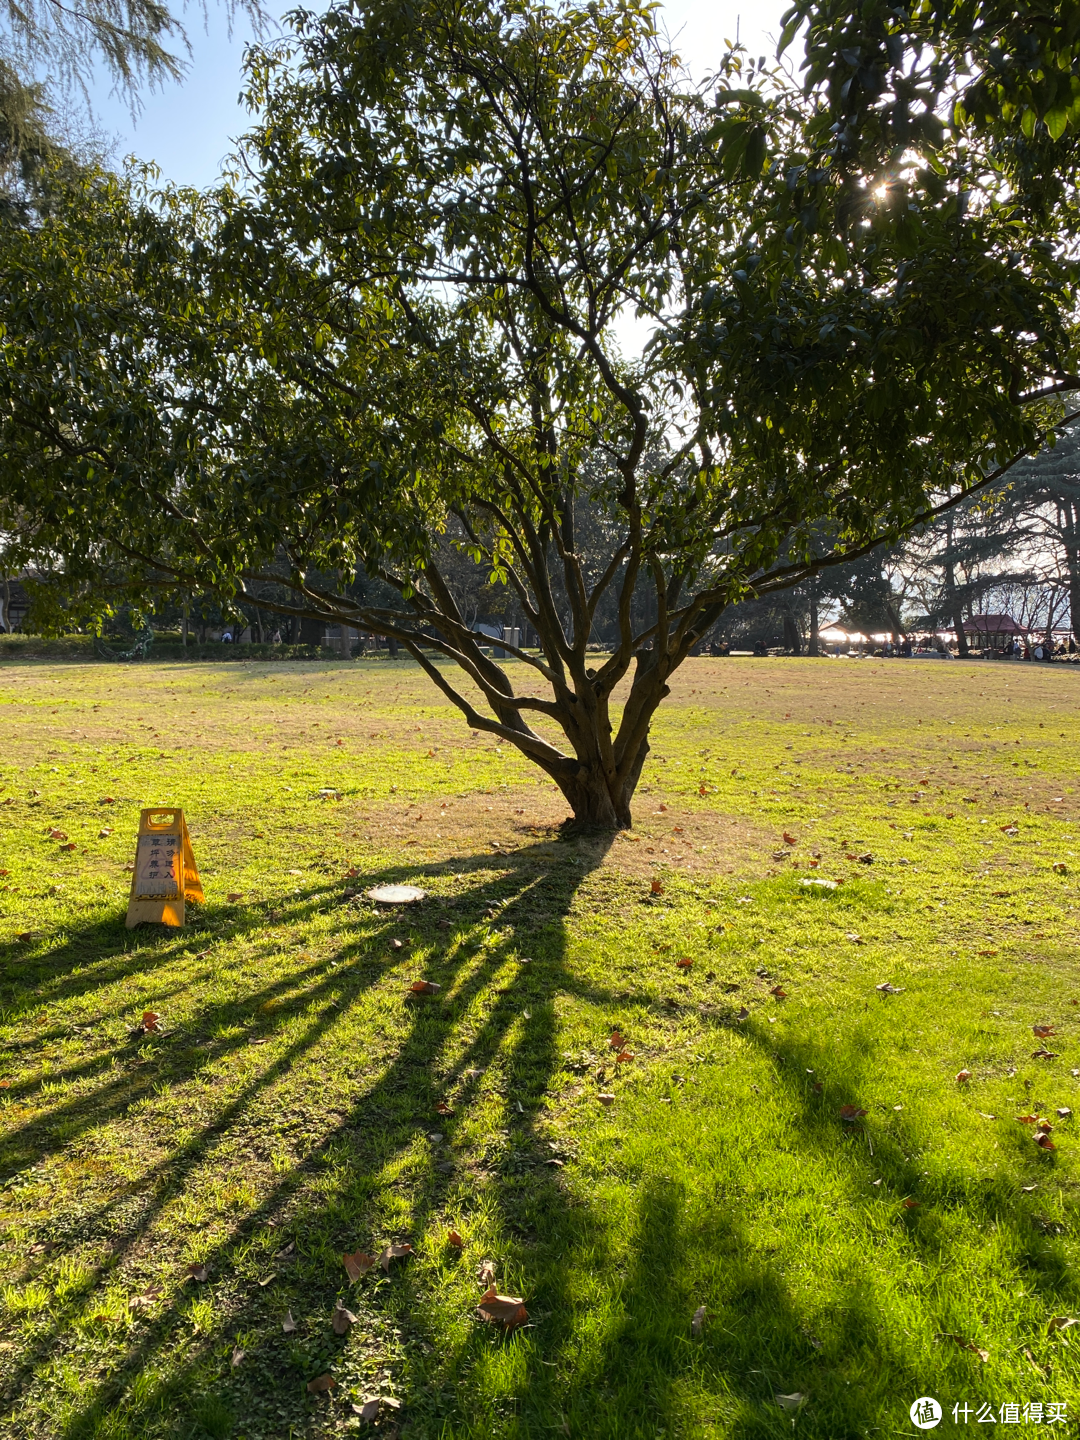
88 0 792 188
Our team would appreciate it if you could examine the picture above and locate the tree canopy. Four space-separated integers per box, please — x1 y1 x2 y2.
2 0 1079 825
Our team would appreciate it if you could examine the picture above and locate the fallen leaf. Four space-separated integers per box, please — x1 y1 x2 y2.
379 1242 414 1272
141 1011 160 1033
1033 1025 1057 1038
230 1346 245 1367
650 879 664 894
838 1105 867 1121
409 980 440 994
782 832 797 846
275 1240 296 1258
390 938 404 951
332 1301 358 1335
775 1393 806 1412
857 852 874 864
902 1198 920 1210
447 1230 463 1248
435 1100 453 1115
676 957 693 969
876 982 903 994
608 1030 625 1048
1048 1316 1078 1333
343 1251 376 1281
128 1286 163 1311
846 932 864 944
1057 1107 1073 1119
1031 1049 1059 1060
58 842 76 852
1035 1132 1056 1150
98 827 112 838
977 948 998 956
185 1263 208 1282
477 1285 528 1331
354 1397 381 1422
939 1332 989 1361
227 892 244 902
691 1304 707 1336
282 1311 297 1334
598 1092 615 1105
47 829 68 841
956 1069 972 1084
769 985 787 999
614 1049 634 1063
478 1260 496 1285
307 1373 337 1394
1021 1184 1038 1193
736 1006 750 1021
1052 861 1068 875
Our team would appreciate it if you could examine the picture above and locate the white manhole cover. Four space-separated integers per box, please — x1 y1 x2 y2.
365 884 427 905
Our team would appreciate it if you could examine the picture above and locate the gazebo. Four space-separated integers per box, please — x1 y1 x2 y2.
962 613 1028 652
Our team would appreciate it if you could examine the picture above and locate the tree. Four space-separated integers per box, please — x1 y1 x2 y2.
0 0 266 206
3 0 1080 828
990 424 1080 644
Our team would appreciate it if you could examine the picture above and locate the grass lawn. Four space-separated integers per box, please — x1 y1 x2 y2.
1 654 1079 1440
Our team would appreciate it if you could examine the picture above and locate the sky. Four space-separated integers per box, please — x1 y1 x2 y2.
87 0 792 188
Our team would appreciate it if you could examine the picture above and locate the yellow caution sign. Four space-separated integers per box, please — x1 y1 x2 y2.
125 808 203 928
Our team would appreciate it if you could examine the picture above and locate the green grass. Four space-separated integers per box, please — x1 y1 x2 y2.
0 655 1078 1438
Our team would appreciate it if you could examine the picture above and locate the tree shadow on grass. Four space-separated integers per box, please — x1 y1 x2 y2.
4 853 1075 1440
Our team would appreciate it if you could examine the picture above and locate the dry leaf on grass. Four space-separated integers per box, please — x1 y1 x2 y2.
307 1373 336 1394
1057 1107 1073 1119
231 1347 245 1368
902 1198 920 1210
282 1311 297 1334
477 1286 528 1331
390 938 404 951
775 1393 807 1412
691 1305 706 1336
409 980 440 995
354 1398 381 1423
650 879 664 894
128 1287 163 1311
379 1242 414 1272
343 1251 376 1281
1035 1132 1056 1150
676 957 693 969
47 828 68 841
1033 1025 1057 1038
782 832 798 846
838 1105 867 1121
876 982 903 994
185 1263 208 1282
478 1260 496 1285
332 1301 358 1335
938 1332 989 1362
769 985 787 999
608 1030 625 1049
1048 1316 1078 1333
1032 1048 1059 1060
598 1092 615 1106
956 1070 972 1084
614 1049 634 1063
141 1011 160 1033
447 1229 464 1248
435 1100 453 1115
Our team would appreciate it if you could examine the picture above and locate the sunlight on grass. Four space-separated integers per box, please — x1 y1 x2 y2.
0 656 1078 1436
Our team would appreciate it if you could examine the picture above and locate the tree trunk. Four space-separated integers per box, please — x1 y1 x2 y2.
782 611 802 654
1063 502 1080 648
808 580 819 656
